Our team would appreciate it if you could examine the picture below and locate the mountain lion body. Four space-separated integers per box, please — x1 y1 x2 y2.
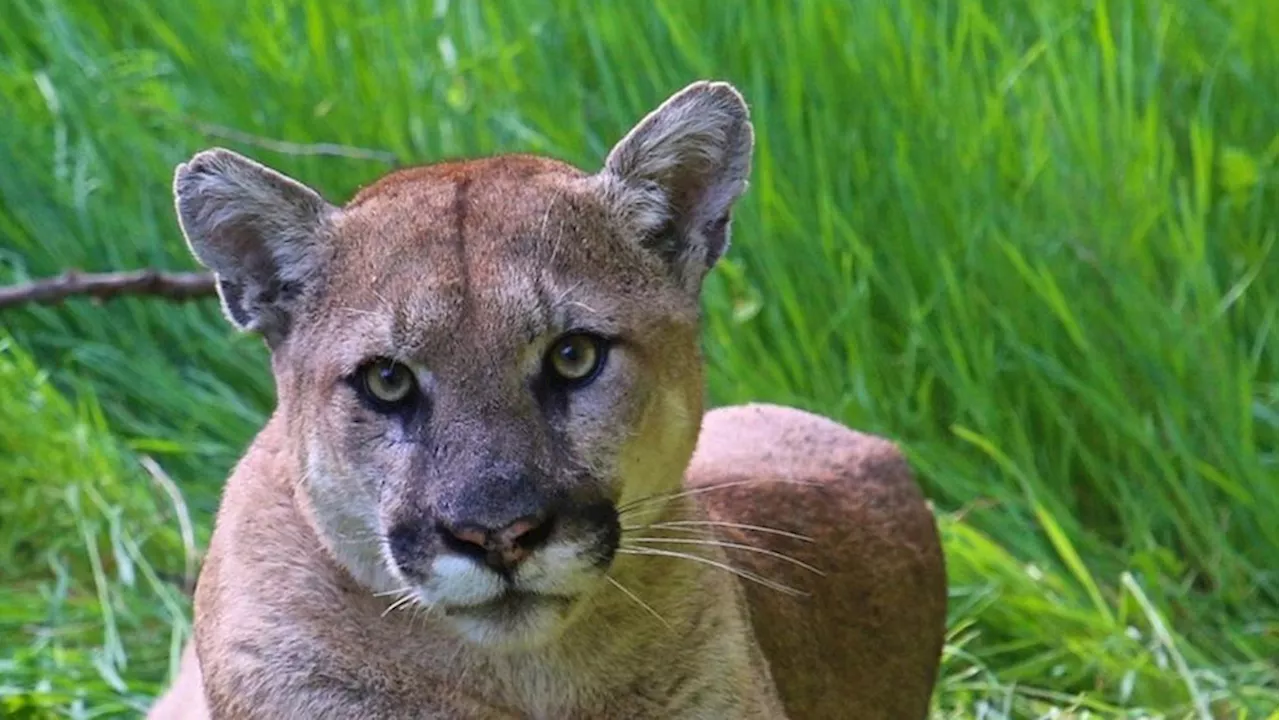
148 81 946 719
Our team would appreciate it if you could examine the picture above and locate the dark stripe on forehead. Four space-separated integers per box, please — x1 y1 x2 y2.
452 176 471 245
452 177 473 323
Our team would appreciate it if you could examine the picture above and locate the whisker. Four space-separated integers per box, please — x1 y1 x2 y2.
626 537 825 576
552 280 585 308
605 576 672 631
410 599 438 629
381 591 417 618
617 478 823 517
617 480 759 514
326 529 386 546
617 546 806 597
372 586 414 598
445 639 470 679
624 520 814 543
336 306 382 318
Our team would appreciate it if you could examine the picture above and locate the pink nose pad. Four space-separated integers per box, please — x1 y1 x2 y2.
498 518 539 545
448 526 489 548
441 514 554 572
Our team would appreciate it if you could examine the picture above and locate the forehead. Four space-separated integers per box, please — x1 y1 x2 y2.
308 156 689 366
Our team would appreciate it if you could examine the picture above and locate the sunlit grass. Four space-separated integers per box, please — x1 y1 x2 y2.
0 0 1275 716
0 337 193 717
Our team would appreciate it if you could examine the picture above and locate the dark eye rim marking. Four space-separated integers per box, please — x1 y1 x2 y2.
544 331 612 390
350 357 421 414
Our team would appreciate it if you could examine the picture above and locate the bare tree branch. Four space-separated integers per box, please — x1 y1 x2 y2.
0 124 400 312
0 269 217 310
0 127 400 311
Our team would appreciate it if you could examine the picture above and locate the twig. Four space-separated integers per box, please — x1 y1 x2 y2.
0 269 217 310
191 120 401 165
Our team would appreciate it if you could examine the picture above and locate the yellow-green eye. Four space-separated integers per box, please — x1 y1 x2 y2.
361 359 416 406
547 333 607 386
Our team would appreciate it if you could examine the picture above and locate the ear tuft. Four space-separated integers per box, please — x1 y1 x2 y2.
597 81 754 289
173 148 335 343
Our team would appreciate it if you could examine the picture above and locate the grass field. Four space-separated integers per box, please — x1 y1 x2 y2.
1 0 1276 717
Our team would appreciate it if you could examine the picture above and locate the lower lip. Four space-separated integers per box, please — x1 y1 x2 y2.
447 591 570 618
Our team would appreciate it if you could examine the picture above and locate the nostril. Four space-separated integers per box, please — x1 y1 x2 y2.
436 514 557 571
508 513 556 551
436 523 490 561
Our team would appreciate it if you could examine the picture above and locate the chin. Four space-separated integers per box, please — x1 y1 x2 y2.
444 592 577 651
386 534 614 651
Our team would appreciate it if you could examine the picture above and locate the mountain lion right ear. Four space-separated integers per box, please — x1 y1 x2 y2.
173 148 336 345
594 80 754 293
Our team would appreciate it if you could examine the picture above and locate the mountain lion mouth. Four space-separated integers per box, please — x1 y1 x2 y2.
444 589 575 619
441 589 578 648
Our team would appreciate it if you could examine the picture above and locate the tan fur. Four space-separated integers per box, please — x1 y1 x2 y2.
148 81 946 719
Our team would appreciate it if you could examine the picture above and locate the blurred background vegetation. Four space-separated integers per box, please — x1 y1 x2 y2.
1 0 1276 717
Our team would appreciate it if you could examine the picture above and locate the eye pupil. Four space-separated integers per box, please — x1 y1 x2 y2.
547 333 606 386
359 358 417 408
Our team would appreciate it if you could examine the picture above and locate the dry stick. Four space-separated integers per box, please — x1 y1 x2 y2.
0 124 400 311
0 269 217 310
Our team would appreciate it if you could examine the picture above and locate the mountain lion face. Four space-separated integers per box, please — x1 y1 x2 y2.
174 82 753 649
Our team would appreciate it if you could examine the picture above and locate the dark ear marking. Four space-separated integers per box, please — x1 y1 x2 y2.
172 147 336 345
593 80 755 291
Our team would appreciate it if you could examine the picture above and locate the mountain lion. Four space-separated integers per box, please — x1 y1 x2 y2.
147 80 946 719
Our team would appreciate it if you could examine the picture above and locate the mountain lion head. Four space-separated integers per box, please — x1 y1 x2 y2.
173 82 753 650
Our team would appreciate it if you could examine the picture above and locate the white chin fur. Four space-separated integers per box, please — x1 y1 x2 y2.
420 539 602 607
425 554 507 605
410 539 604 648
447 601 569 649
515 540 604 596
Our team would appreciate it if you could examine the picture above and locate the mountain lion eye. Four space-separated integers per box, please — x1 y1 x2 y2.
546 333 607 386
359 359 417 408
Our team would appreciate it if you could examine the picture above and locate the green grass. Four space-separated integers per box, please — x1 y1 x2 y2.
0 0 1276 716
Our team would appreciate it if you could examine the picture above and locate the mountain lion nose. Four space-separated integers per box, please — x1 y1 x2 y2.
438 514 556 573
